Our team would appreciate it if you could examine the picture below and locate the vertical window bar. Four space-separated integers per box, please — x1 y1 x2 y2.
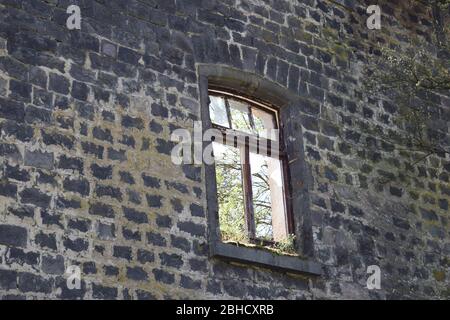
241 142 256 240
224 97 233 130
248 106 256 131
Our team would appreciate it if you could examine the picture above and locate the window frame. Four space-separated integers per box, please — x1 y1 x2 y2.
208 88 295 245
198 64 322 276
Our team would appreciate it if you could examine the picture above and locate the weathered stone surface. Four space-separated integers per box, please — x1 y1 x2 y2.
0 0 447 301
0 225 27 248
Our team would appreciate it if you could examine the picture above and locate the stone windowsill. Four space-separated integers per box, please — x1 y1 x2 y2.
210 241 322 276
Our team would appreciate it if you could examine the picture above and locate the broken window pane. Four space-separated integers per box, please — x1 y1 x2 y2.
228 99 253 133
250 152 287 242
213 142 247 242
209 96 229 127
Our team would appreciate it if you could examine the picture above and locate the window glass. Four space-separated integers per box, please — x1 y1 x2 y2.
209 96 229 128
252 108 277 140
228 99 253 133
209 92 290 246
250 152 287 241
213 142 247 242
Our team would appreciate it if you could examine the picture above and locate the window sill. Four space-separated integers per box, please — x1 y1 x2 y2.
210 241 322 276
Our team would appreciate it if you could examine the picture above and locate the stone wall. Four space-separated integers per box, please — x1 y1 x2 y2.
0 0 448 299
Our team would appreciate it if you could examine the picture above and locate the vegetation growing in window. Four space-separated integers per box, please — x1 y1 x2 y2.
209 91 295 254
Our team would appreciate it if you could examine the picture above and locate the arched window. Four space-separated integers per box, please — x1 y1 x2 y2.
198 64 321 275
208 89 293 245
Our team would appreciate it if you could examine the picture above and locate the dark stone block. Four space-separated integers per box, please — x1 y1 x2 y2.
118 47 141 65
189 258 207 272
9 79 31 102
56 197 81 210
35 232 57 250
0 120 33 142
121 115 144 129
9 205 34 219
63 178 90 196
42 255 65 275
91 163 112 180
93 127 113 143
71 81 89 101
142 174 161 188
147 232 166 247
156 138 175 155
152 269 174 284
89 202 115 218
104 265 119 276
151 103 168 118
25 105 52 124
127 190 141 204
126 266 148 281
0 97 25 122
349 205 364 217
49 73 70 95
20 188 51 208
160 253 183 268
41 131 74 149
182 165 201 182
58 155 83 172
63 237 89 252
324 167 338 181
122 227 141 241
170 235 190 253
68 218 91 233
75 102 95 120
56 276 86 300
82 262 97 275
177 221 205 237
120 134 135 147
421 209 438 221
24 150 53 169
180 275 201 290
40 210 63 227
5 247 39 268
156 214 172 228
5 164 30 182
146 194 162 208
189 203 204 217
95 185 122 201
123 206 148 224
0 269 17 290
97 222 115 240
113 246 132 261
18 272 52 293
120 171 135 184
136 290 156 300
223 279 247 297
149 120 163 133
92 284 118 300
107 147 127 162
137 249 155 264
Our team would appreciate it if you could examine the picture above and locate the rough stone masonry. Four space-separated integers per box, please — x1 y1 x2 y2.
0 0 449 299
